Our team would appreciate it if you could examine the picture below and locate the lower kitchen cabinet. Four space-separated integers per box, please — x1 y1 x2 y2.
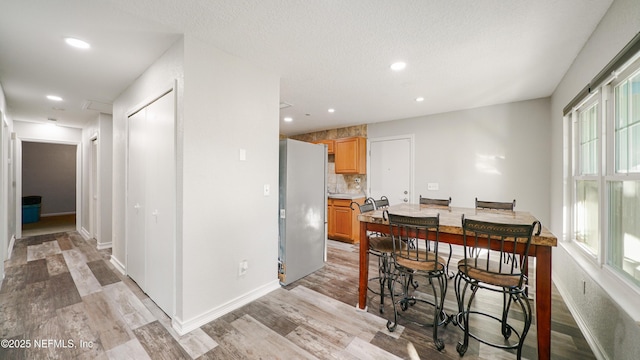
328 197 364 243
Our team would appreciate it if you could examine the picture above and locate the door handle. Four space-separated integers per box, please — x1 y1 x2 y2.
152 210 159 223
404 191 408 194
403 198 408 202
134 203 141 213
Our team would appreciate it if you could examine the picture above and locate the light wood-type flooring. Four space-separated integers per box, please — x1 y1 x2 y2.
0 231 595 359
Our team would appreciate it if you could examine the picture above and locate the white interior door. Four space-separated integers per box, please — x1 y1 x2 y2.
144 91 175 315
1 119 7 262
368 136 413 205
90 138 98 240
126 108 147 289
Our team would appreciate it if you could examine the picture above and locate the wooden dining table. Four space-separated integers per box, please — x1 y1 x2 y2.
357 203 558 360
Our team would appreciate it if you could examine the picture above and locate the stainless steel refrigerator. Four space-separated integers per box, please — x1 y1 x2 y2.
278 139 327 285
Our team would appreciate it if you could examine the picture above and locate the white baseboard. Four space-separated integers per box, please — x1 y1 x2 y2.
553 273 607 360
110 255 126 275
171 279 281 336
97 241 112 250
40 211 76 217
79 227 91 240
7 235 16 259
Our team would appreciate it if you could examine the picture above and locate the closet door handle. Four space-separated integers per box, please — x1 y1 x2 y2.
152 210 159 222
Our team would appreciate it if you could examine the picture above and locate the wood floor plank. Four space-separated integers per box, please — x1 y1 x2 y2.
133 321 191 360
4 244 27 268
285 324 359 360
26 258 49 284
341 336 403 360
63 249 102 297
257 289 360 348
87 260 122 286
240 300 299 337
56 302 105 359
49 272 83 310
56 234 74 251
289 285 404 341
0 263 27 294
25 280 56 326
175 328 219 359
83 291 133 351
0 290 29 339
102 282 156 330
26 240 62 262
226 314 318 359
106 338 153 360
46 253 69 276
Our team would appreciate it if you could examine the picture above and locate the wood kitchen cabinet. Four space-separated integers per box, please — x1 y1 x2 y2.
334 137 366 174
314 139 335 154
328 197 364 243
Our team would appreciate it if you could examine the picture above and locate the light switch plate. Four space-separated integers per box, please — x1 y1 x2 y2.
239 148 247 161
264 184 270 196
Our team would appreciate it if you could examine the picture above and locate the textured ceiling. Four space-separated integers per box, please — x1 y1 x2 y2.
0 0 613 135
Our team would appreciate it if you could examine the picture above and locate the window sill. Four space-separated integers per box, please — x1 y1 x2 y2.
558 241 640 327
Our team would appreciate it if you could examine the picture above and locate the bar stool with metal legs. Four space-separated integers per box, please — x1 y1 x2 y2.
454 215 541 359
385 211 449 351
351 199 394 313
419 195 454 277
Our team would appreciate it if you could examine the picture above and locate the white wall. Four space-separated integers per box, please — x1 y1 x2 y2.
13 121 82 143
368 97 551 224
111 35 279 333
178 35 280 329
111 38 184 272
550 0 640 359
81 113 113 248
0 83 13 287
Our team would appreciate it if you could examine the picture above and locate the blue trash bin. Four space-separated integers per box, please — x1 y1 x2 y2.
22 196 42 224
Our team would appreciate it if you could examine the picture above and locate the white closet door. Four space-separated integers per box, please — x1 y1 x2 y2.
145 91 175 315
126 108 148 289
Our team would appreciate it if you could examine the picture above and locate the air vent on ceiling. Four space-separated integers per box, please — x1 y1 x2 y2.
82 100 113 114
279 102 293 109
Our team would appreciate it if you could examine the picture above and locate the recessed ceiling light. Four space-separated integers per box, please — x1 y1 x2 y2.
46 95 63 101
328 108 335 113
284 117 293 122
390 62 407 71
415 97 425 102
65 37 91 49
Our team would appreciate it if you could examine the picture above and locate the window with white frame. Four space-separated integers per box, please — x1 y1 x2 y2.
567 53 640 288
572 97 600 256
608 64 640 285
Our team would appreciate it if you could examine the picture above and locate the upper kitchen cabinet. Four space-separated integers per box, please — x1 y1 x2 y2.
335 137 366 174
314 139 335 154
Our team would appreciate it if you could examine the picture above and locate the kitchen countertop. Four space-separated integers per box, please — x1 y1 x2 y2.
327 193 366 200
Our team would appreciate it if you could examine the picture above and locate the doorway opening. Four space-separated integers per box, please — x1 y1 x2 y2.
21 141 77 237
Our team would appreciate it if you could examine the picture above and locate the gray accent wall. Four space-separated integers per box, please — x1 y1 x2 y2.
368 97 551 225
22 141 76 215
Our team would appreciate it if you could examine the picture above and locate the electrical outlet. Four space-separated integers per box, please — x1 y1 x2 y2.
427 183 439 191
238 260 248 276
